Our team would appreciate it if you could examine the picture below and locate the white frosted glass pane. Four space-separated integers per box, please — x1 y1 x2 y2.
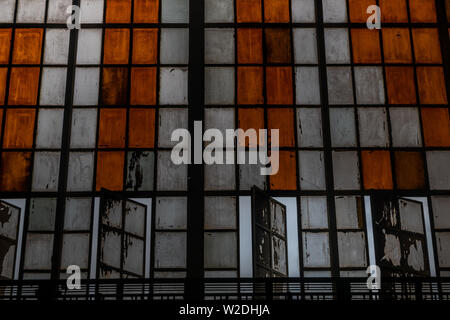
160 28 189 64
205 67 235 105
32 152 60 192
299 151 326 190
40 68 67 106
17 0 46 23
296 67 320 104
61 233 90 269
292 0 316 22
159 68 188 105
303 232 330 268
36 108 64 148
70 108 98 148
74 68 100 105
161 0 189 23
323 0 347 23
76 29 102 64
44 29 70 65
354 67 385 105
205 0 234 23
358 108 389 147
293 28 317 64
390 107 422 147
157 151 187 191
301 196 328 229
329 108 357 147
205 28 235 64
80 0 104 23
325 28 350 64
0 0 16 22
297 108 323 147
67 152 94 191
47 0 72 23
158 108 188 148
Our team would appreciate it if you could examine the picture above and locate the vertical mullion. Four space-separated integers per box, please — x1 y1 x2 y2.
187 0 205 294
51 0 80 280
315 0 340 277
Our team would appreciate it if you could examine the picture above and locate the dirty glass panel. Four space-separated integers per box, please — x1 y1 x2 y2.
70 109 98 148
64 198 92 231
204 164 236 191
295 67 320 105
40 68 67 105
156 151 187 191
28 198 56 231
272 237 287 275
293 28 317 63
32 152 60 192
335 196 364 230
239 159 266 191
205 67 235 105
432 197 450 229
435 233 450 268
296 108 323 147
154 232 186 268
301 196 328 229
322 0 347 23
16 0 46 23
298 151 326 190
36 108 64 148
123 236 144 276
23 234 54 270
324 28 350 64
73 68 100 106
155 197 187 230
43 29 70 65
80 0 104 23
329 108 357 147
124 200 146 238
302 232 330 268
125 151 154 191
326 67 354 105
160 28 189 64
0 201 20 279
161 0 189 23
399 199 424 234
67 152 94 191
358 108 389 147
204 232 237 269
337 232 367 268
76 29 102 65
426 151 450 190
61 233 90 269
205 0 233 22
159 68 188 105
0 0 16 23
354 67 385 105
292 0 315 22
205 28 234 64
389 107 422 147
47 0 72 23
158 108 188 148
332 151 360 190
204 196 236 230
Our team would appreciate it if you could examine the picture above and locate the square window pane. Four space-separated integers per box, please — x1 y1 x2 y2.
335 196 363 229
157 151 187 191
44 29 70 64
205 108 234 138
32 152 60 192
297 108 323 147
61 233 90 269
322 0 347 22
390 107 422 147
427 151 450 190
205 0 234 23
160 28 189 64
239 159 266 191
205 67 235 105
80 0 104 23
47 0 72 23
293 28 317 64
154 232 186 268
161 0 189 23
205 196 236 230
354 67 385 105
299 151 326 190
77 29 102 65
159 67 188 105
36 108 64 149
292 0 316 22
67 152 94 191
301 196 328 229
155 197 187 230
338 232 367 268
126 151 154 191
358 107 389 147
24 234 54 270
0 0 16 22
325 28 350 63
204 232 237 268
205 164 236 191
29 198 57 231
158 108 188 148
295 67 320 105
70 108 97 148
327 67 354 105
40 68 67 106
329 108 357 147
303 232 330 268
17 0 46 23
74 68 100 105
333 151 360 190
205 29 235 64
64 198 92 231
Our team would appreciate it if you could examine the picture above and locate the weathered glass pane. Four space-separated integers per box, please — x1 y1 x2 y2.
64 198 92 231
160 28 189 64
427 151 450 190
44 29 70 64
205 0 234 23
40 68 67 105
332 151 360 190
0 0 16 22
154 232 186 268
74 68 100 105
301 196 328 229
298 151 326 190
157 151 187 191
204 232 237 268
322 0 347 22
28 198 56 231
24 234 54 270
67 152 94 191
124 200 146 237
205 164 236 191
17 0 46 23
327 67 354 105
432 197 450 229
338 232 367 268
70 108 98 148
61 233 90 269
159 68 188 105
297 108 322 147
292 0 316 22
354 67 385 105
205 67 235 105
329 108 357 147
295 67 320 104
358 108 389 147
335 196 364 229
126 151 154 191
47 0 71 23
205 28 234 64
36 108 64 148
76 29 102 64
399 199 424 234
303 232 330 268
435 232 450 268
293 28 317 63
155 197 187 230
205 196 236 230
80 0 104 23
123 235 144 276
158 108 188 148
32 152 60 192
325 28 350 64
161 0 189 23
390 107 422 147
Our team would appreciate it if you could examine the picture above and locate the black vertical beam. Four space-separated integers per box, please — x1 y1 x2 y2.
51 0 80 280
314 0 340 277
187 0 205 298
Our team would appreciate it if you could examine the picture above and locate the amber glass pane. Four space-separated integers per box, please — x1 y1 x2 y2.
128 108 155 148
409 0 437 23
103 29 130 64
385 67 416 104
12 29 43 64
382 28 412 64
134 0 159 23
266 67 293 105
264 0 290 23
130 67 157 105
8 67 40 105
395 152 425 190
421 108 450 147
270 151 296 190
101 67 129 105
0 109 2 131
3 109 35 148
0 29 11 64
0 152 32 191
0 68 7 105
237 28 263 64
98 108 126 148
349 0 374 23
265 29 291 64
236 0 262 23
105 0 132 23
351 29 381 63
447 0 450 21
267 108 295 147
412 29 442 64
416 67 448 105
96 151 125 191
132 29 158 64
362 150 393 190
379 0 408 22
238 108 264 147
237 67 263 105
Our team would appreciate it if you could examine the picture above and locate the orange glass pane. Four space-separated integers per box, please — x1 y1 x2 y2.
238 108 264 147
421 108 450 147
12 29 43 64
105 0 132 23
266 67 293 105
267 108 295 147
379 0 408 22
0 109 2 131
409 0 437 23
101 67 128 105
382 28 412 64
132 28 158 64
0 68 7 105
3 109 35 148
0 29 12 64
237 67 263 105
96 151 125 191
412 28 442 64
385 67 416 104
351 29 381 63
103 29 130 64
264 0 290 23
394 151 425 190
130 67 157 105
362 150 393 190
270 151 296 190
416 67 448 105
349 0 374 23
128 108 155 148
265 28 291 64
236 0 262 22
8 67 40 105
237 28 263 64
98 108 126 148
0 152 32 191
134 0 159 23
